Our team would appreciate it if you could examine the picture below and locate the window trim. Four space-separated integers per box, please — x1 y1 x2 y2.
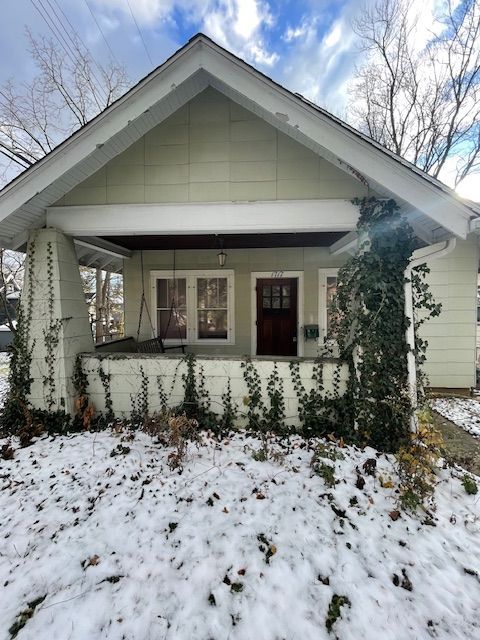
318 268 339 345
150 269 235 345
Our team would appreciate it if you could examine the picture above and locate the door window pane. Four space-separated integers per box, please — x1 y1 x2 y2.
262 280 294 312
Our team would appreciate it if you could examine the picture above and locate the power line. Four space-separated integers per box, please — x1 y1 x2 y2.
125 0 154 67
30 0 83 71
50 0 119 76
46 0 110 103
30 0 109 105
83 0 118 62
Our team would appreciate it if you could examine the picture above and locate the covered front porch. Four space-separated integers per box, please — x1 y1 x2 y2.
48 198 361 361
21 204 358 419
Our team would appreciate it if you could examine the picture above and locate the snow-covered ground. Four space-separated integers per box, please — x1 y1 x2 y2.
1 430 479 640
431 397 480 438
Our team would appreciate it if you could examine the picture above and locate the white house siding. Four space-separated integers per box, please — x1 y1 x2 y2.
421 234 479 389
53 87 367 206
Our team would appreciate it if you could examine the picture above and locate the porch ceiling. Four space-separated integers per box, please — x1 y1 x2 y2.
99 231 347 251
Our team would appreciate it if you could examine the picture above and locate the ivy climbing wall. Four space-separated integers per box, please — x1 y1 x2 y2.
23 228 94 412
79 353 348 424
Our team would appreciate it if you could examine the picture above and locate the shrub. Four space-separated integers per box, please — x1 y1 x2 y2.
462 474 478 495
396 408 443 511
141 411 201 471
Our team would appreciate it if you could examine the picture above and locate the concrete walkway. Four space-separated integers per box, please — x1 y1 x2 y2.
432 410 480 476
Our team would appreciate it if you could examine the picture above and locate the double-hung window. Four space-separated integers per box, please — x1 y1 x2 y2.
151 270 234 344
318 268 338 343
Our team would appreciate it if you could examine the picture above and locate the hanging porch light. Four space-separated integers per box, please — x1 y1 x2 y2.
217 237 227 267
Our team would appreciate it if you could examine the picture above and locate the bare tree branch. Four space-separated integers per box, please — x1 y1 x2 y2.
0 29 128 336
349 0 480 189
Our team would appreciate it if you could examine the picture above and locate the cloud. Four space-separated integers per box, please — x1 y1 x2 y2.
92 0 278 67
277 4 366 115
92 0 174 25
283 24 308 43
199 0 278 67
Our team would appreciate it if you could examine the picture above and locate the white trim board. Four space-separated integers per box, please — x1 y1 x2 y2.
46 200 359 236
250 271 304 357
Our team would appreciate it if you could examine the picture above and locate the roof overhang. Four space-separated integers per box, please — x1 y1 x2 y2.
0 33 478 257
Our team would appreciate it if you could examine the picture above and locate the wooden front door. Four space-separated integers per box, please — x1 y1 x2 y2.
256 278 298 356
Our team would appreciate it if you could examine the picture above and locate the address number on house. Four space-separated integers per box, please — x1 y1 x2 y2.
270 271 284 278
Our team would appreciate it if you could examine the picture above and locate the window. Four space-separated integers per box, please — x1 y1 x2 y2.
197 277 228 339
318 269 338 342
156 278 187 340
151 270 234 344
262 284 291 309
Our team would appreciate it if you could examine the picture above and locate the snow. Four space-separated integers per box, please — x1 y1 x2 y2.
431 397 480 438
1 430 479 640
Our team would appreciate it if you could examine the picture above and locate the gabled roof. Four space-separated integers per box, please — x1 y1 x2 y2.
0 33 477 249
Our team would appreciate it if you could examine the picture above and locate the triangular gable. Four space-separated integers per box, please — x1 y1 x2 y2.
54 88 367 207
0 33 477 246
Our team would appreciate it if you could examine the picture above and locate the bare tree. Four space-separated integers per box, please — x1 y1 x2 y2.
0 30 129 339
0 29 128 178
349 0 480 187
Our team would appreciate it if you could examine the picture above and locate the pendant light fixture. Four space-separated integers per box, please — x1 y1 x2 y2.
217 237 227 267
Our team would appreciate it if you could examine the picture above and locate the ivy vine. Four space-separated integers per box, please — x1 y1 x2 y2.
331 197 440 452
0 241 36 435
98 364 114 424
42 241 63 409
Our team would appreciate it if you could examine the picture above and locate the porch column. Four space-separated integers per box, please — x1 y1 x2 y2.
22 228 93 414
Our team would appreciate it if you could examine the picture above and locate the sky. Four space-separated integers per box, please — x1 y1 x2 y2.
0 0 477 200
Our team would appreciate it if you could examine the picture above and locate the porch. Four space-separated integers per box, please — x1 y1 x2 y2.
21 225 353 419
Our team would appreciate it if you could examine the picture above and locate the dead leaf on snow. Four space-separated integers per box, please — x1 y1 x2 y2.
82 554 100 569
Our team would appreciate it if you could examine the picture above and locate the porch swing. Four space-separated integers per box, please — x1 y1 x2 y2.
136 250 186 354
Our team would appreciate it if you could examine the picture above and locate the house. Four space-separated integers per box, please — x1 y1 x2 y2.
0 34 478 418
